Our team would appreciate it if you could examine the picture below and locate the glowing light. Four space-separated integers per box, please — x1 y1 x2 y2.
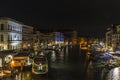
11 42 18 46
26 73 30 77
11 60 14 64
55 37 64 41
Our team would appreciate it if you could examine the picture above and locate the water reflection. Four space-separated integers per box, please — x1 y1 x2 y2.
50 48 66 64
85 61 94 80
59 49 65 63
51 51 56 62
86 52 91 60
3 45 98 80
13 71 49 80
107 67 120 80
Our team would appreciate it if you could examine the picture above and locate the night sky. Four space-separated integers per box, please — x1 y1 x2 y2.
0 0 120 37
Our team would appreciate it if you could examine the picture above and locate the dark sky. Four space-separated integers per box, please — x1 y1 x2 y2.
0 0 120 37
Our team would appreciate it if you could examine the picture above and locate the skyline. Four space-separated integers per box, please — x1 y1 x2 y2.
0 0 120 37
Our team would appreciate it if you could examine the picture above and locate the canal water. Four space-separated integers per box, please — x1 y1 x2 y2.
2 45 114 80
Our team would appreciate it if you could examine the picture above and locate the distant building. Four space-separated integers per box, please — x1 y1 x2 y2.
33 30 41 51
22 25 34 49
37 32 64 45
0 17 22 50
63 30 78 45
106 24 120 50
71 31 78 45
53 32 64 45
0 17 67 51
79 37 88 50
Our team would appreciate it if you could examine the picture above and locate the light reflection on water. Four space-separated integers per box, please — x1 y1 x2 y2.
13 72 48 80
4 45 99 80
106 67 120 80
51 51 56 62
14 72 32 80
50 48 65 64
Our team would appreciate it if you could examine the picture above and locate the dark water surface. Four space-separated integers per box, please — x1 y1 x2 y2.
3 45 111 80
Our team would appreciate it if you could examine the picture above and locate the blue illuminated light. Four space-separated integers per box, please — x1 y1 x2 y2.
55 37 64 41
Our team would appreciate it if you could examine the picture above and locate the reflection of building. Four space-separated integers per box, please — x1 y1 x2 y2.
0 17 22 50
106 24 120 50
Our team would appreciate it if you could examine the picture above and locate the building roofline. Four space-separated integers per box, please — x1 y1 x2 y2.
23 24 34 29
0 17 24 24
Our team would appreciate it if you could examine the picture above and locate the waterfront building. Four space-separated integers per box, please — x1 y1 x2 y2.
63 30 78 45
0 17 66 51
71 31 78 45
53 32 64 45
33 30 41 51
22 25 34 49
0 17 22 50
106 24 120 51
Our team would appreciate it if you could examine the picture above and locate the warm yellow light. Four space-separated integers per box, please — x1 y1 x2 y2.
23 44 27 48
11 60 14 64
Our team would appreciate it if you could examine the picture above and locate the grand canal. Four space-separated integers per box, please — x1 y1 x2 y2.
1 45 118 80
